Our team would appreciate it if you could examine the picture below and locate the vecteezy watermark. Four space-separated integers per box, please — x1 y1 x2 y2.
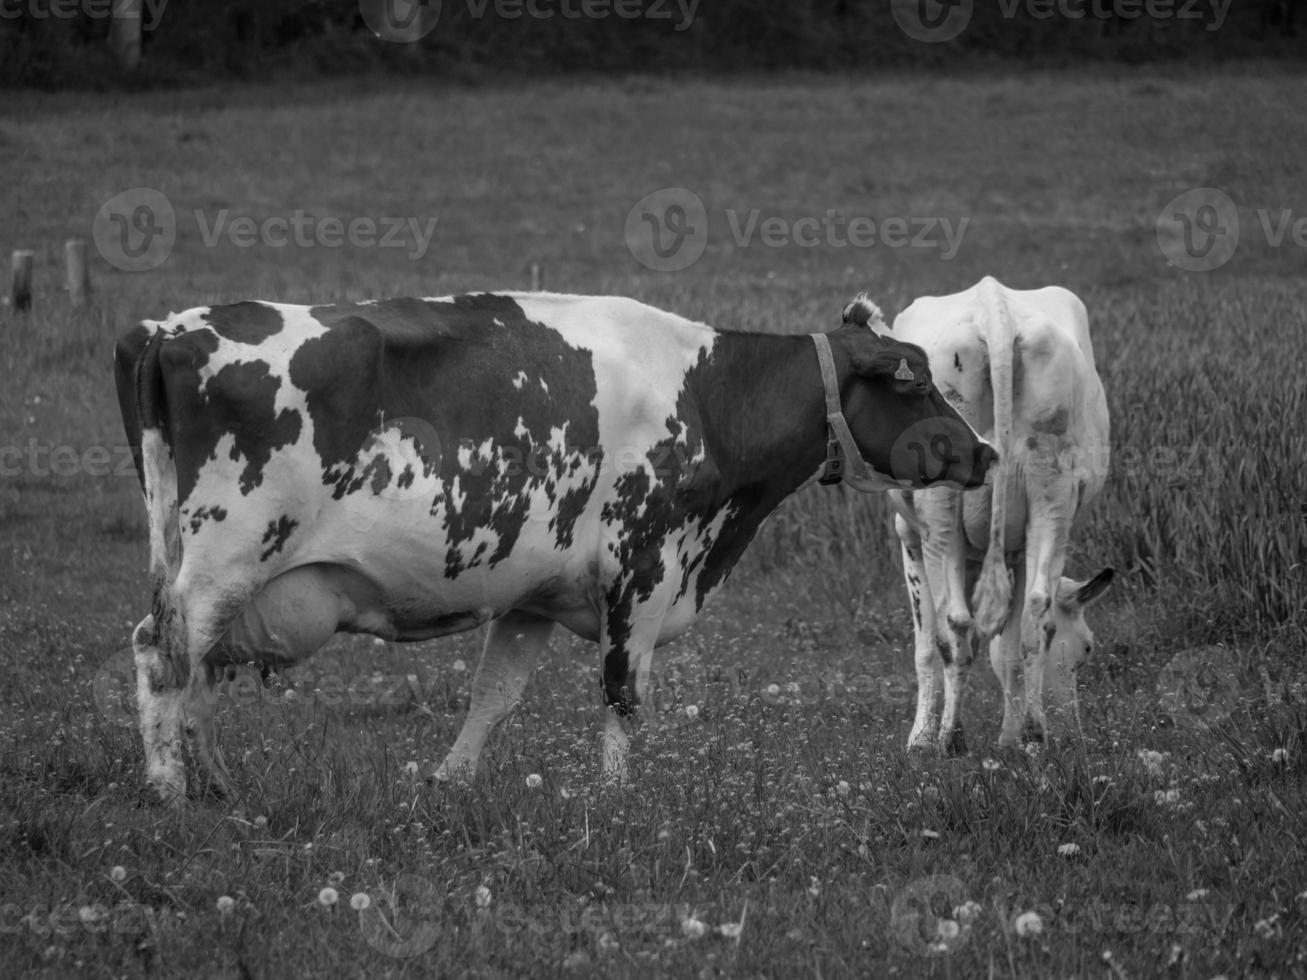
886 879 1239 956
625 188 710 273
891 0 974 43
625 187 969 272
359 0 442 41
1156 645 1243 732
360 0 698 41
891 0 1229 43
93 649 440 728
92 188 438 271
93 188 176 274
194 210 437 261
0 0 169 30
890 875 978 956
1156 188 1240 272
358 874 443 957
1157 188 1307 272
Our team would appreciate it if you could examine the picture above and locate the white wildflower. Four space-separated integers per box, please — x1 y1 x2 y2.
681 917 708 939
1014 911 1043 937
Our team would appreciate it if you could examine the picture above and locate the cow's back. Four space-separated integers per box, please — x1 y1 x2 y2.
893 281 1109 553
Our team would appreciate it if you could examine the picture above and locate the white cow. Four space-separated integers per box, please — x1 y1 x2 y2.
844 277 1114 751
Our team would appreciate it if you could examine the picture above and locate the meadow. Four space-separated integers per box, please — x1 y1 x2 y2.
1 69 1305 978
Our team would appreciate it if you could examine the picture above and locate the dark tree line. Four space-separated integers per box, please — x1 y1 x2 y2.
2 0 1303 88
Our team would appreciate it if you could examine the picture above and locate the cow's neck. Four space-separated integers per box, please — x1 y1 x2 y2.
689 330 831 513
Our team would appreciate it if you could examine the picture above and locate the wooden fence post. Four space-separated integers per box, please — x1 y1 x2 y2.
66 239 90 307
11 250 34 312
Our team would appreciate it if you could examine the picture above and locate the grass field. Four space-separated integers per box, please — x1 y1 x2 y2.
1 69 1306 978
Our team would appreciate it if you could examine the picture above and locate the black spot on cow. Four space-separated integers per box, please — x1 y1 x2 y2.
1032 406 1069 436
935 635 953 667
1042 619 1056 652
138 328 302 506
953 352 963 372
260 515 298 561
202 303 284 346
291 295 602 573
187 505 228 535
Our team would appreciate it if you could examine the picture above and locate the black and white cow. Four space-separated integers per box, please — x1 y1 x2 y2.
114 292 997 803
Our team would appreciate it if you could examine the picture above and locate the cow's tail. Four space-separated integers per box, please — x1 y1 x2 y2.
114 326 183 613
973 277 1015 640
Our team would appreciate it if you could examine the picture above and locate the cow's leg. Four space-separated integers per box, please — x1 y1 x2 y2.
896 512 942 751
990 558 1027 748
931 493 974 756
434 610 555 781
598 600 666 783
133 612 189 805
1017 474 1075 743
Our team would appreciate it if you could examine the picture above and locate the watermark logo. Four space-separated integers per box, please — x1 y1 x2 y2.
888 417 984 488
625 187 709 272
358 874 442 956
1156 645 1241 732
0 0 170 31
93 187 176 273
361 416 444 502
92 647 138 728
891 0 973 42
360 0 442 42
891 875 977 956
1156 188 1239 272
194 209 438 260
625 188 968 271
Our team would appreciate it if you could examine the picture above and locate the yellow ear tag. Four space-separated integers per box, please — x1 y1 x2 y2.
895 359 915 382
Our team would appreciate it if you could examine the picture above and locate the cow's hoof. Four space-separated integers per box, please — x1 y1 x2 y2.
942 728 968 757
1020 720 1045 746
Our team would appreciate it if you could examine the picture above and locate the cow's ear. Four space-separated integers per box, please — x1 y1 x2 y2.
1061 567 1115 609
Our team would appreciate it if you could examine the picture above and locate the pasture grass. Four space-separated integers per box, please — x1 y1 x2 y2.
1 70 1305 977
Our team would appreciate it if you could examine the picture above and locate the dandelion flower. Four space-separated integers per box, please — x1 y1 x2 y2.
109 866 126 883
1154 788 1181 807
765 683 781 699
681 917 708 939
1057 843 1081 857
403 761 419 777
1137 749 1166 776
475 885 492 909
1014 911 1043 937
350 893 371 911
954 901 983 924
525 773 543 789
1254 915 1279 939
921 829 940 839
982 758 1001 771
253 815 268 828
835 780 850 796
684 704 699 720
719 921 743 939
452 659 466 673
216 896 235 915
1186 888 1209 901
318 887 339 908
1271 748 1289 764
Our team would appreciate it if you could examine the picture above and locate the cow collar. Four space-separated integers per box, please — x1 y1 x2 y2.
810 331 891 493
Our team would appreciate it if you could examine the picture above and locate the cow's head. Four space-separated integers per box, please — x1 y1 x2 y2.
832 318 997 491
1037 568 1116 739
